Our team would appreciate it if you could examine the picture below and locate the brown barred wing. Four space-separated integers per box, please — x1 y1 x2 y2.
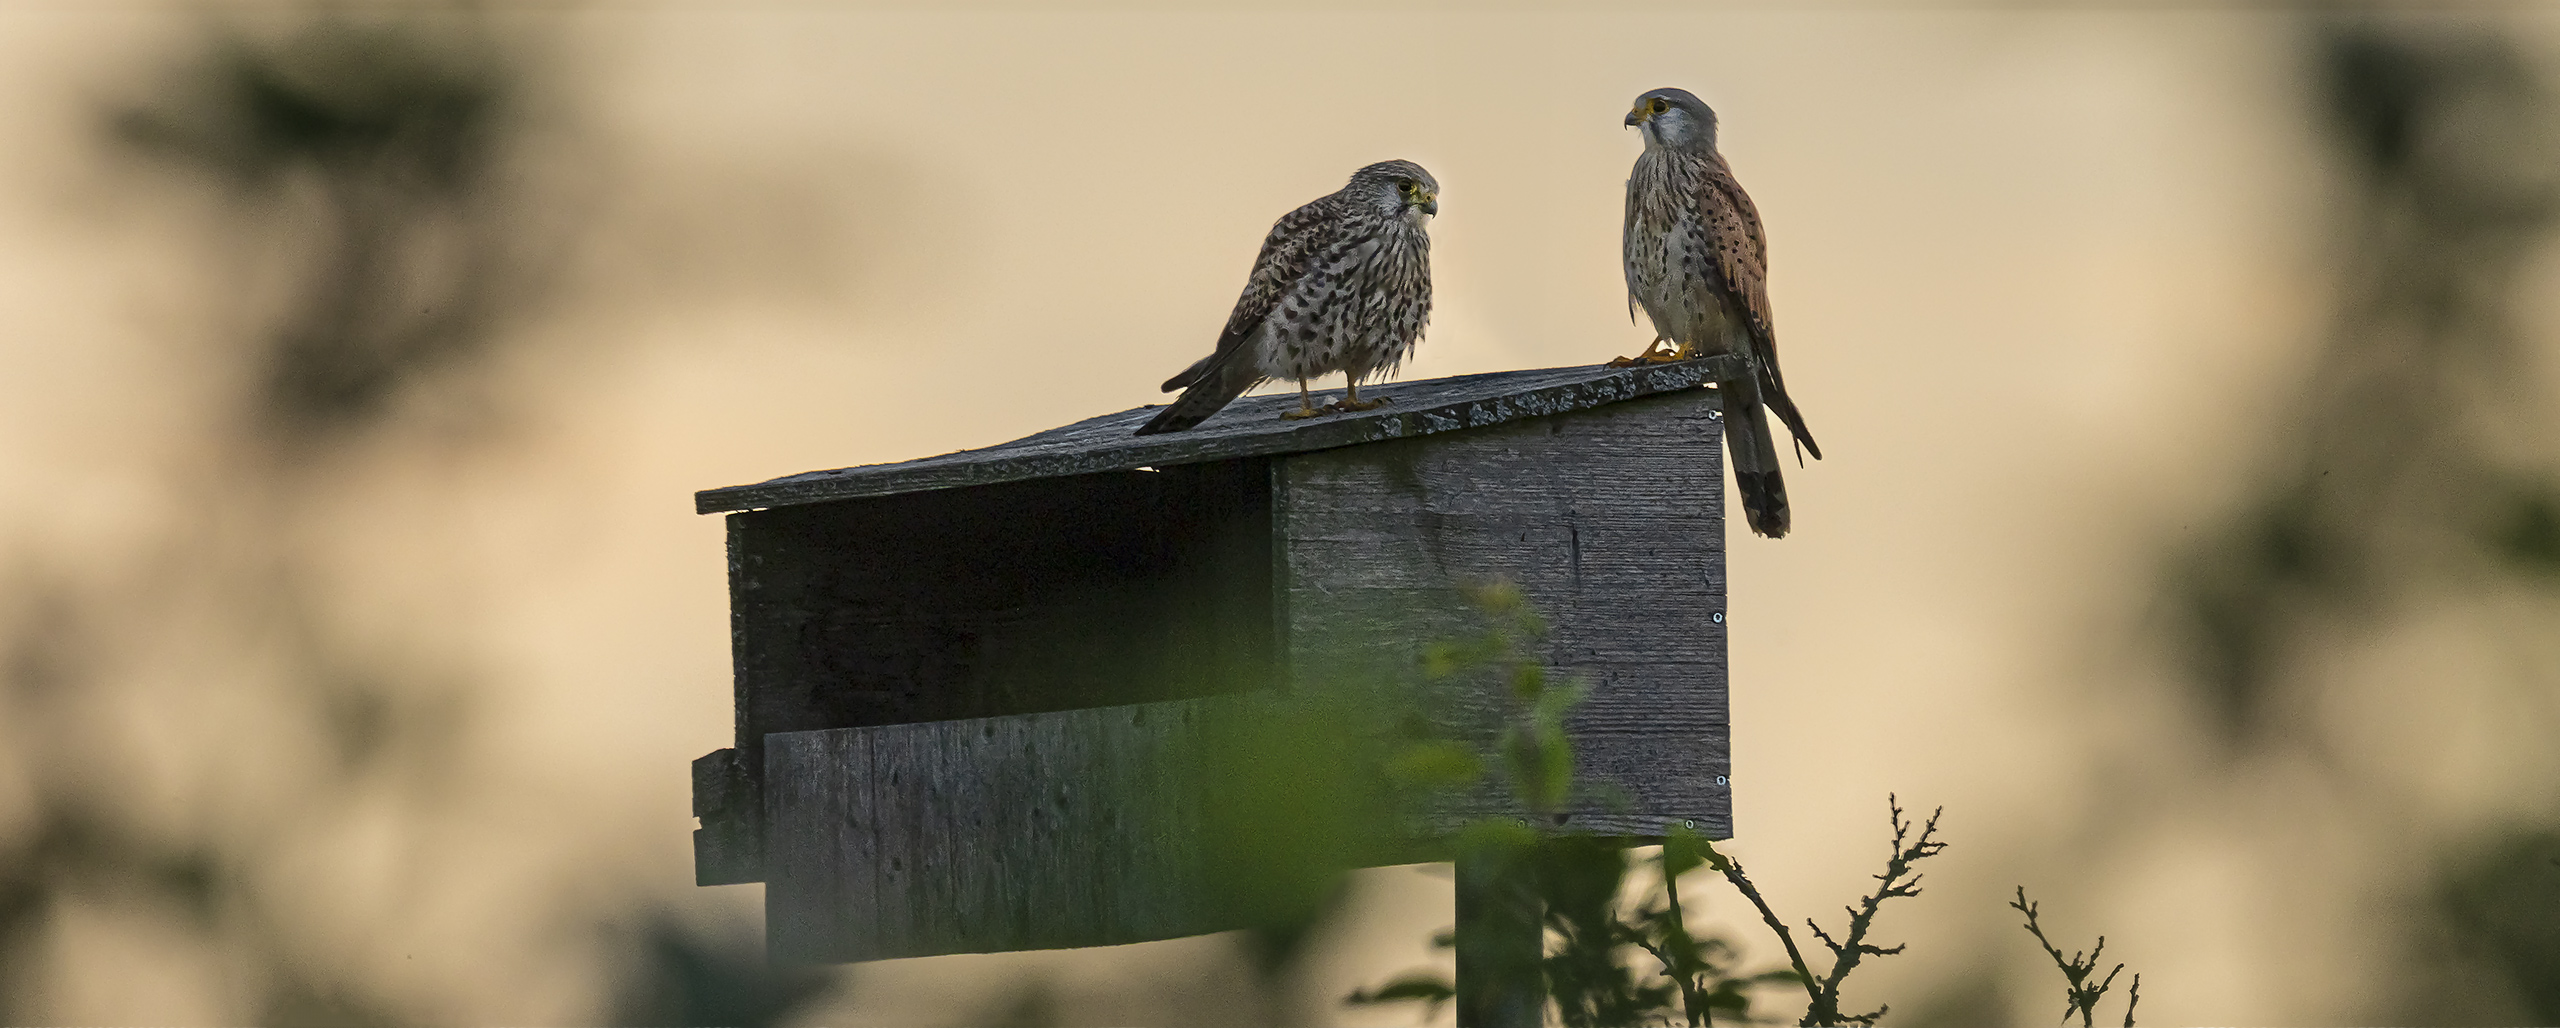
1161 197 1342 393
1700 157 1819 461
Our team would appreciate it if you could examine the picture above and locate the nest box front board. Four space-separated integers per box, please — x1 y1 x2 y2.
692 360 1740 964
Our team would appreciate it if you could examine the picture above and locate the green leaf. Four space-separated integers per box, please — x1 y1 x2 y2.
1706 983 1753 1014
1531 678 1589 734
1662 826 1705 880
1582 780 1632 813
1453 818 1539 859
1535 738 1575 812
1510 659 1546 700
1386 741 1485 789
1468 580 1526 616
1347 972 1455 1007
1421 642 1463 678
1422 637 1500 678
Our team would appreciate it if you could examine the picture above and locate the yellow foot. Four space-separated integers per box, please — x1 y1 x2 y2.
1607 339 1688 367
1321 397 1389 414
1279 405 1324 421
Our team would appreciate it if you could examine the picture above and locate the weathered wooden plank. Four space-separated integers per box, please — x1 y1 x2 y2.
1278 389 1732 839
764 698 1243 964
764 728 880 958
873 721 934 952
697 358 1746 514
691 748 761 886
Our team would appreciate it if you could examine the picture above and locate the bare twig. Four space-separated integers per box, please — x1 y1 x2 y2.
2011 886 2137 1027
1699 841 1820 1019
1703 796 1945 1027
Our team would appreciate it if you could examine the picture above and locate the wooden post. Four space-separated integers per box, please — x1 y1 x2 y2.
1455 848 1543 1028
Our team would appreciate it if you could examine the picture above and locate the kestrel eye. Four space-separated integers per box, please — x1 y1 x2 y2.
1650 98 1668 115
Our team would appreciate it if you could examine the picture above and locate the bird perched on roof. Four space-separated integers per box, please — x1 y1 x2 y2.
1619 87 1820 537
1135 160 1438 436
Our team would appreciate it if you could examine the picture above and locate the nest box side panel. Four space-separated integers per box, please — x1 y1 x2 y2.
763 698 1233 964
694 746 760 886
1276 388 1732 838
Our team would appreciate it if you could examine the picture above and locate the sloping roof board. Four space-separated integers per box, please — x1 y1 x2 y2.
695 356 1744 514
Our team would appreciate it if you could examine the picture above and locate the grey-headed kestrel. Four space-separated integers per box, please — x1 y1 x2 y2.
1135 160 1437 435
1620 87 1820 537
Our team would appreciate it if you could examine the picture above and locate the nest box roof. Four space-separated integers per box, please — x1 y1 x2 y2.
694 357 1743 514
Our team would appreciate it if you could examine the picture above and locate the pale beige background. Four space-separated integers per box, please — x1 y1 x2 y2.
2 3 2557 1024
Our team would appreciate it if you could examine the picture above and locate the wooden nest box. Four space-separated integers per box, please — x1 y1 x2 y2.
692 360 1741 964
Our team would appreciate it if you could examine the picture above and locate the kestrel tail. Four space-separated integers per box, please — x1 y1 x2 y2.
1619 87 1820 537
1135 160 1438 436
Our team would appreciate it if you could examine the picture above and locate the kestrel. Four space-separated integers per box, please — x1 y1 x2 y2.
1135 160 1438 435
1619 87 1820 538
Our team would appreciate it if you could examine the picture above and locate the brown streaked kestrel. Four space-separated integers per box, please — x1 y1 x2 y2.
1619 87 1820 538
1136 160 1437 435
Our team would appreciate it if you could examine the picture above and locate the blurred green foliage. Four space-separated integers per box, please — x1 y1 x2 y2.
1352 584 1814 1027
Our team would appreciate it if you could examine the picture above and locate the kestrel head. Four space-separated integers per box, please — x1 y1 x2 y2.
1625 87 1719 154
1348 159 1439 223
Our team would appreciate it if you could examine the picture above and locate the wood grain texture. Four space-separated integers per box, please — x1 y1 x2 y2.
1278 389 1733 839
764 699 1233 964
696 358 1746 514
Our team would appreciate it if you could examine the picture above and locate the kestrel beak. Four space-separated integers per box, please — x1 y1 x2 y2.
1421 194 1438 216
1625 109 1646 127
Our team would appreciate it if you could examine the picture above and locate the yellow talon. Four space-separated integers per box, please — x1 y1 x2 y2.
1609 337 1683 367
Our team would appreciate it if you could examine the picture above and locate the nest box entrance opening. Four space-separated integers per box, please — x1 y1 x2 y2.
730 457 1280 758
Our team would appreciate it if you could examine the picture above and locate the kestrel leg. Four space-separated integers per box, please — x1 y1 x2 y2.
1327 373 1388 413
1280 381 1323 421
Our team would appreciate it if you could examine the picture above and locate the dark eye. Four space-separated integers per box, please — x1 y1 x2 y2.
1397 178 1414 191
1650 98 1668 115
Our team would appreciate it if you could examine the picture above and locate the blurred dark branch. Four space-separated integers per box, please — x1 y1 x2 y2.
0 12 641 1026
2170 23 2560 745
2416 830 2560 1021
605 914 837 1028
113 18 533 445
